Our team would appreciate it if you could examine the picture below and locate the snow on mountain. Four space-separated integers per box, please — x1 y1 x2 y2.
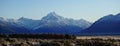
32 12 92 34
34 12 69 29
17 17 40 30
41 12 64 21
0 12 92 34
33 12 91 30
0 17 30 34
0 17 9 22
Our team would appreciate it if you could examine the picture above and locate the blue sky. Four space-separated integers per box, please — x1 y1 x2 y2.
0 0 120 22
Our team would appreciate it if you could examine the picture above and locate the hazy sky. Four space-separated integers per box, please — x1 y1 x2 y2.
0 0 120 22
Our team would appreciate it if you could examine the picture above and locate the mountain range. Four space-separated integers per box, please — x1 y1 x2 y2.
0 12 92 35
0 17 29 34
1 12 120 35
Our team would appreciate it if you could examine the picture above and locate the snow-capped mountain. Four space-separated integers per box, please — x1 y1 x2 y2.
32 12 92 34
33 12 67 29
80 13 120 35
0 19 14 34
34 12 91 30
17 17 40 30
0 12 92 35
41 12 64 21
0 17 30 34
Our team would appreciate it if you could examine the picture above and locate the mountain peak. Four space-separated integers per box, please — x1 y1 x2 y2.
0 17 8 22
18 17 33 22
47 12 59 17
0 17 4 20
41 12 63 20
48 11 56 15
18 17 29 20
19 17 25 19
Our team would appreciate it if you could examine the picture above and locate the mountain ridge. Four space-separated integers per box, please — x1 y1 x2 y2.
80 13 120 35
0 12 92 35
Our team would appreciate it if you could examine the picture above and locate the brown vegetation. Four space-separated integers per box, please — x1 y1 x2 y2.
0 34 120 46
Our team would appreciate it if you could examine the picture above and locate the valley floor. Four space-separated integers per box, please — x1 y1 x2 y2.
76 36 120 39
0 36 120 46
